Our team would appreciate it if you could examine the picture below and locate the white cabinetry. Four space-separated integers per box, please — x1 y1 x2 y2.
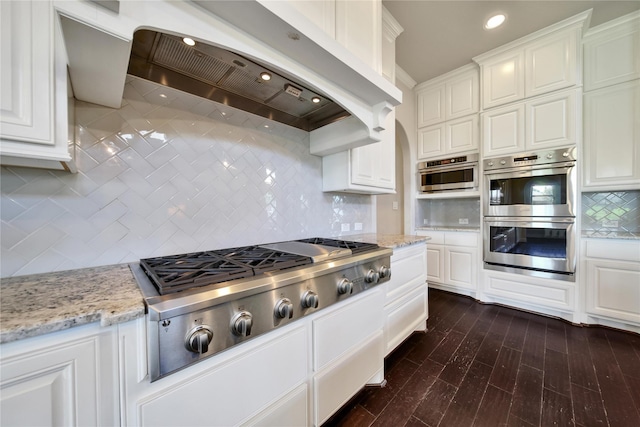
313 289 384 425
120 319 310 427
0 0 75 172
383 243 428 355
0 323 118 427
474 12 587 110
482 88 579 157
583 238 640 332
322 6 401 194
416 65 479 160
582 11 640 191
416 230 479 296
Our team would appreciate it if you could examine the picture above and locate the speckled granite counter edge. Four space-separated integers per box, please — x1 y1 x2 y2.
0 264 146 344
345 233 430 249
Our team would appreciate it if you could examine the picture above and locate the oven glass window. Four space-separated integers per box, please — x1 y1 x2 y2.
488 226 567 259
422 168 474 186
489 174 566 206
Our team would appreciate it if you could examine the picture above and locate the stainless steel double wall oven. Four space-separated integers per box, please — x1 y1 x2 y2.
483 147 577 280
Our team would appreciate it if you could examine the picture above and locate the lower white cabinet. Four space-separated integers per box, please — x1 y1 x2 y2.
417 230 478 296
383 242 428 355
583 238 640 331
0 323 119 427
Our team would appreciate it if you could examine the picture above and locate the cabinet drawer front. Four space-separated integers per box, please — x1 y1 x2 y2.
242 384 308 427
313 289 383 371
444 231 478 247
384 286 428 355
314 331 383 425
137 326 308 427
584 239 640 262
484 271 574 310
386 245 427 304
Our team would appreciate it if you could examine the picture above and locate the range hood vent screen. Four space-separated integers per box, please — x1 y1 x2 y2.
128 30 350 131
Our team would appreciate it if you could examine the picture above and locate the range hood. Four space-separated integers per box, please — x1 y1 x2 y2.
128 30 349 132
56 0 401 156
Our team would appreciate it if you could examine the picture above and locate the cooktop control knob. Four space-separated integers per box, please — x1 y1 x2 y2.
378 265 391 279
487 161 494 167
365 269 380 284
546 153 554 159
185 325 213 354
337 278 353 295
231 311 253 337
274 298 294 319
302 290 319 308
500 160 507 165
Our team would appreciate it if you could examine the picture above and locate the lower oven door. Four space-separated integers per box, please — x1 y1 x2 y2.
484 217 575 277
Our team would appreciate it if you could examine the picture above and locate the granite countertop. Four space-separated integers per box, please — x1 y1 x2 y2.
581 230 640 240
346 233 431 248
0 264 145 344
415 226 481 232
0 234 429 345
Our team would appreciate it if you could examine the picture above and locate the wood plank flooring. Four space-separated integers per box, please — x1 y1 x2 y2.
323 288 640 427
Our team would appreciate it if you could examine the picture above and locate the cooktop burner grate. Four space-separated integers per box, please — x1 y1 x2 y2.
295 238 379 254
140 246 313 295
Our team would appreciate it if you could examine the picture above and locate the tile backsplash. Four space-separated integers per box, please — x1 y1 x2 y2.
582 191 640 235
417 198 481 228
0 76 373 277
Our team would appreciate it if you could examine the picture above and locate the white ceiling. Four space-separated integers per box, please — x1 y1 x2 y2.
382 0 640 85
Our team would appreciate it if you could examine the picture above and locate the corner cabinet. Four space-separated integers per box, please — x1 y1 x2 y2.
582 238 640 333
0 323 119 426
0 0 76 172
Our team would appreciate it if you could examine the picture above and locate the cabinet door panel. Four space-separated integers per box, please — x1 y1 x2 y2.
426 245 444 284
525 31 577 97
445 246 477 290
481 51 524 109
586 259 640 324
417 86 446 127
482 103 525 156
417 123 445 159
289 0 336 37
526 89 577 150
446 115 478 154
583 80 640 189
446 71 479 120
335 0 381 71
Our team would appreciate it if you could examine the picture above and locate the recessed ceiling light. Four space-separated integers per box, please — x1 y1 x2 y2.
311 97 321 104
260 72 272 81
182 37 196 46
485 14 506 30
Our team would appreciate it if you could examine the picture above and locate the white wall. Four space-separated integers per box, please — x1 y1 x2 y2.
0 76 374 277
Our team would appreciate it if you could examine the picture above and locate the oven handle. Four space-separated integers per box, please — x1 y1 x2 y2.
419 161 478 174
483 161 575 175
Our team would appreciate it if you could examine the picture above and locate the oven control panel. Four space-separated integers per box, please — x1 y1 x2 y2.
484 146 577 171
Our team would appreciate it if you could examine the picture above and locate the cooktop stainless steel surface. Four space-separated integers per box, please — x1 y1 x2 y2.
130 238 392 381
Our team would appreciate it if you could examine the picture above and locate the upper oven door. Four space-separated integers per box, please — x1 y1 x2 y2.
484 162 577 217
419 163 478 192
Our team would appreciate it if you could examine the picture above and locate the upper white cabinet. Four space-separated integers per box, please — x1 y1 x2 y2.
582 11 640 191
322 6 401 194
416 64 479 127
416 64 480 159
0 0 75 171
583 11 640 91
583 79 640 190
474 10 589 110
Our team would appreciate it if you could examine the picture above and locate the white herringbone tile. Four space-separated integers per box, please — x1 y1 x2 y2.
1 76 374 277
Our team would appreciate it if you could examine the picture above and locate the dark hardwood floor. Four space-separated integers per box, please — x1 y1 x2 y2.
324 288 640 427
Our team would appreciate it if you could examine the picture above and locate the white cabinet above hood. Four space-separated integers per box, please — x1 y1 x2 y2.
55 0 402 156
